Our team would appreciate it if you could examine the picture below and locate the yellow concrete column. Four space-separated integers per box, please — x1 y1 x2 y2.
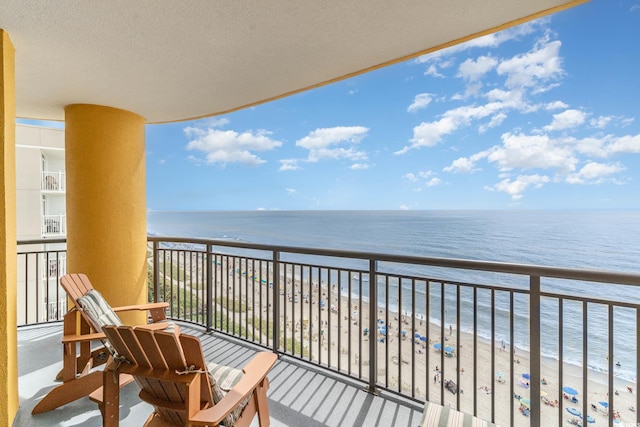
0 29 18 426
65 104 147 324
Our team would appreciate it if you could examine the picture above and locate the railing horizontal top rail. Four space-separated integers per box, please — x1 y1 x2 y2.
18 236 640 286
147 235 640 286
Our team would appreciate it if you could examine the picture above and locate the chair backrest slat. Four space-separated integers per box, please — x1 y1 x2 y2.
180 334 214 403
102 326 136 363
154 331 187 372
134 328 168 370
117 327 151 369
60 273 94 304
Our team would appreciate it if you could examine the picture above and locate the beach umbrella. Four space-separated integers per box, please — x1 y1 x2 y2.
434 343 442 350
598 401 608 408
585 415 595 424
521 373 531 380
420 336 427 342
520 398 530 408
540 390 547 397
563 386 579 396
444 346 454 353
566 407 581 417
497 372 504 378
414 333 421 338
401 330 407 336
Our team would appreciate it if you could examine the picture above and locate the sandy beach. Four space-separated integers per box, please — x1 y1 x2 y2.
192 256 640 426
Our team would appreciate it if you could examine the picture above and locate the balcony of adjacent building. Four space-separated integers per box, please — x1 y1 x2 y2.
41 214 66 237
40 171 65 193
15 237 640 426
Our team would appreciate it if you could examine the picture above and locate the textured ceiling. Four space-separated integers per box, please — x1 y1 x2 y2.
1 0 585 123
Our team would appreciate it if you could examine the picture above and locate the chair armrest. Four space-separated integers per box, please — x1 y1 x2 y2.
189 352 277 425
111 302 169 312
62 332 106 343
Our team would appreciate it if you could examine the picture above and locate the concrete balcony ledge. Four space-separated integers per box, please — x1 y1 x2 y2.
16 323 424 427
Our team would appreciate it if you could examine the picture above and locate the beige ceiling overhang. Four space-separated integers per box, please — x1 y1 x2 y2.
1 0 587 123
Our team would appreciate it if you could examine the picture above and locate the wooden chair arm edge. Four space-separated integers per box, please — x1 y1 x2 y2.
62 332 106 343
189 352 277 425
111 302 169 312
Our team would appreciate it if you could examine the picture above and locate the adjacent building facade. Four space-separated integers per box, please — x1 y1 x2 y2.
16 123 66 324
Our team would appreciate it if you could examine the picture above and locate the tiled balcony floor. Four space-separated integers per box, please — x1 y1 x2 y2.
15 323 424 426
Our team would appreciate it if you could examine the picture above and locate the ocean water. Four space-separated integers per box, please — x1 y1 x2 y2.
148 210 640 381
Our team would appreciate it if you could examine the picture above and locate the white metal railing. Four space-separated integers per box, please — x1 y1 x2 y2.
41 171 65 192
41 298 67 323
42 253 66 280
42 214 66 236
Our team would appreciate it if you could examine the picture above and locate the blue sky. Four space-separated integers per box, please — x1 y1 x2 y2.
22 0 640 211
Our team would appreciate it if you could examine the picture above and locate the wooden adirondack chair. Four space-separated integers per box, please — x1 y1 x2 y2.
101 325 277 426
32 273 170 415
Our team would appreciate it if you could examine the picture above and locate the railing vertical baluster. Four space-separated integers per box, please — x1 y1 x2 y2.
410 278 416 398
206 245 212 332
348 270 352 377
24 252 29 325
397 276 402 393
337 269 342 372
35 253 39 323
384 274 389 388
366 259 378 394
456 284 461 410
327 268 332 368
559 298 564 427
582 301 588 422
636 306 639 426
473 286 478 416
358 270 363 378
490 288 495 422
440 281 445 404
153 240 159 304
426 280 430 401
530 275 541 427
272 251 280 353
509 291 515 427
609 304 614 426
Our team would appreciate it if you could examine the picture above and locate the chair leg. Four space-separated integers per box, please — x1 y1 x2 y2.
31 370 103 414
102 368 120 427
256 378 271 427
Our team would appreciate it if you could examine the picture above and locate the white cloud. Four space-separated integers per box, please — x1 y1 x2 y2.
565 162 625 184
286 188 298 196
186 128 282 166
424 64 445 78
486 174 550 200
458 56 498 81
403 173 419 183
426 177 442 187
607 134 640 154
443 154 485 173
479 112 508 133
545 101 569 111
403 170 440 187
397 102 508 154
296 126 369 163
543 109 586 131
496 39 564 90
350 163 371 170
399 205 410 210
486 132 578 173
279 159 302 171
590 115 614 129
184 117 229 137
408 93 434 112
